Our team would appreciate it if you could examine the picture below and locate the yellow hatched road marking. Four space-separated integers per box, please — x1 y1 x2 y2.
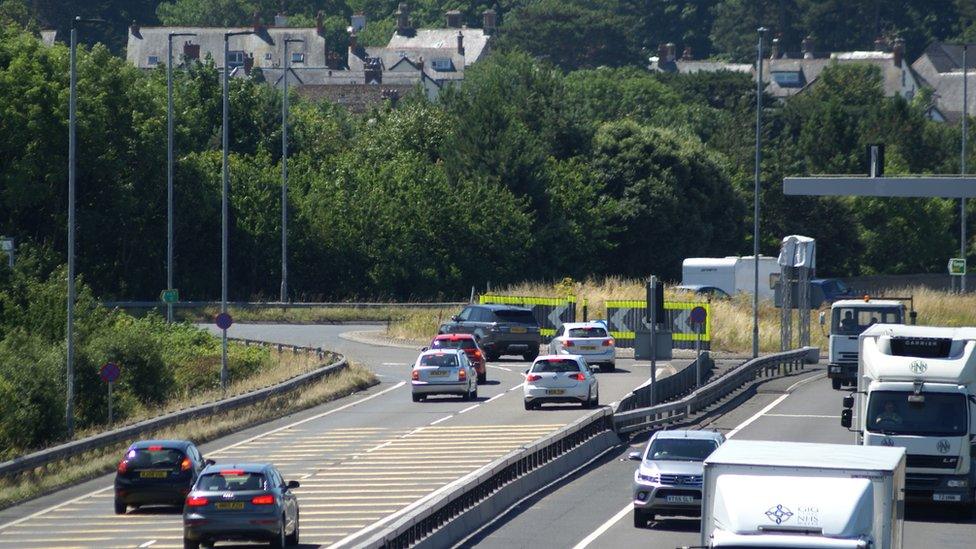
296 482 444 488
300 510 400 515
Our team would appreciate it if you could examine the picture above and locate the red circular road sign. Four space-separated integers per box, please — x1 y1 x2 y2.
690 306 707 324
100 362 121 384
215 312 233 330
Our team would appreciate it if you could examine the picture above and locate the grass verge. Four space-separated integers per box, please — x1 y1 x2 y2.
0 361 377 510
168 305 458 324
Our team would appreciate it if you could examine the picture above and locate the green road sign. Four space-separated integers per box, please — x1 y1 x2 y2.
160 289 179 303
948 258 967 276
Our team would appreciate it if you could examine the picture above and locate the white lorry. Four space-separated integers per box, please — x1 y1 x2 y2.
681 256 779 300
824 299 906 391
841 325 976 516
700 440 905 549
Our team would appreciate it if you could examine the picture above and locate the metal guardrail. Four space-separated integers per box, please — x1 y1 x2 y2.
342 408 615 548
0 341 346 480
617 352 715 413
101 301 466 309
614 347 818 435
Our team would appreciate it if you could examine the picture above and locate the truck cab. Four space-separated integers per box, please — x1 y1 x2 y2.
841 325 976 517
826 299 905 390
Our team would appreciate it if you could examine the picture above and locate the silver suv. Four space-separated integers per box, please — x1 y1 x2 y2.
629 429 725 527
439 304 541 361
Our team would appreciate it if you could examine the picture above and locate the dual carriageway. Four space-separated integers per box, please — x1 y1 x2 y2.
0 323 974 548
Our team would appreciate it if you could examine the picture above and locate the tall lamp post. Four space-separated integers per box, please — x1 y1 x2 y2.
752 27 768 359
221 31 252 390
963 44 969 293
281 38 304 303
167 32 195 323
66 16 104 438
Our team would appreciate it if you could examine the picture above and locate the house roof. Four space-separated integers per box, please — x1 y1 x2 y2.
40 29 57 46
387 28 489 67
126 26 328 69
918 42 976 73
648 58 753 75
925 71 976 123
763 52 916 98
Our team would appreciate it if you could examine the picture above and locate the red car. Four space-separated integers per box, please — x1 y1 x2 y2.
428 334 488 383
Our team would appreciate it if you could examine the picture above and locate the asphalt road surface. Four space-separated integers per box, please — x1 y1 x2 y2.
0 324 679 548
461 366 976 549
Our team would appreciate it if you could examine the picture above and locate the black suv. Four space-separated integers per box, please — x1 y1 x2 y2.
439 304 541 361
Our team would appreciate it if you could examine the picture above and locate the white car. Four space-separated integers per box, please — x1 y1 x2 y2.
548 322 616 372
411 349 478 402
523 355 599 410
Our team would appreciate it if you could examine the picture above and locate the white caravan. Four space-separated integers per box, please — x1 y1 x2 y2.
841 324 976 516
700 440 905 549
825 299 905 391
681 256 779 300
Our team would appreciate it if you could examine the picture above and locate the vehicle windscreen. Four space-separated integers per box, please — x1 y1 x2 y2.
832 307 903 336
532 359 581 373
866 391 968 436
492 309 538 324
824 279 849 294
197 472 266 491
420 354 459 368
568 327 607 338
432 339 477 350
645 439 718 462
125 447 184 468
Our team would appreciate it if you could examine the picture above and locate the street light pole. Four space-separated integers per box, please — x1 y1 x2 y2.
281 38 303 303
167 32 195 323
67 23 78 438
753 27 768 359
963 44 969 293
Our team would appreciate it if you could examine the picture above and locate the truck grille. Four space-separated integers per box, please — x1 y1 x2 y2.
906 474 940 486
907 455 958 469
659 474 703 486
838 352 858 362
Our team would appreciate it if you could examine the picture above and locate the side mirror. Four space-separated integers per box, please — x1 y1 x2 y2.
420 346 428 352
819 311 826 326
842 395 854 409
524 369 530 375
840 409 853 429
286 480 300 489
204 459 216 466
628 451 642 461
451 315 460 322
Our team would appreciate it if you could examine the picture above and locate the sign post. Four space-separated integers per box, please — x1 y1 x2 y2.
215 312 234 389
647 276 657 405
690 306 708 387
99 362 121 425
949 258 967 276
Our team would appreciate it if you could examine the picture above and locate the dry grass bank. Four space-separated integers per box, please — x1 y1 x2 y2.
174 305 457 324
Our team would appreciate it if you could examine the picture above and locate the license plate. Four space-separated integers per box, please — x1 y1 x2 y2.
511 327 527 334
934 493 962 502
139 471 167 479
665 495 695 503
576 345 595 351
429 370 449 377
546 389 565 395
215 502 245 510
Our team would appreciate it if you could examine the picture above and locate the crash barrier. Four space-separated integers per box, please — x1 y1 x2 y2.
606 300 711 350
478 295 576 342
340 409 616 548
0 340 346 480
613 347 818 435
102 300 465 310
617 352 715 413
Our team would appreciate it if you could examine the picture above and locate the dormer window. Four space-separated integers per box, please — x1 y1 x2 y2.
772 70 804 87
291 52 305 63
431 58 453 71
227 50 245 68
147 55 159 66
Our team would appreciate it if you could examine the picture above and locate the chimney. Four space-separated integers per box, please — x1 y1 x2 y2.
396 3 412 36
446 10 462 28
129 20 140 37
244 53 254 74
183 41 200 61
316 11 324 36
349 30 358 52
457 30 465 55
802 35 814 59
681 45 693 61
893 38 904 67
253 12 265 33
770 37 780 59
666 42 676 62
874 37 888 52
274 12 288 27
351 12 366 32
657 43 668 67
482 8 496 35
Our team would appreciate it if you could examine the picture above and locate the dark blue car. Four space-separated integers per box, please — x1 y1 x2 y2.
115 439 212 514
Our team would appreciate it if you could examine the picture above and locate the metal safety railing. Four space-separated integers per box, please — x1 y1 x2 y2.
617 352 715 413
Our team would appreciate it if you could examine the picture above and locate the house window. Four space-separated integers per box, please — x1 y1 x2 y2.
771 70 804 87
431 58 453 71
147 55 159 65
265 53 273 61
227 50 245 68
291 52 305 63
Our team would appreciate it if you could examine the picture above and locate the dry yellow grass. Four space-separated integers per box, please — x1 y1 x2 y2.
389 277 976 354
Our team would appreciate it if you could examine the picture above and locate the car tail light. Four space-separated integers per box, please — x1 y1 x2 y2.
458 368 466 380
526 374 542 382
569 373 586 381
472 349 482 358
180 457 192 471
602 339 614 347
411 370 419 381
117 460 128 474
186 496 209 507
564 340 574 347
220 469 244 476
148 445 163 451
251 494 275 505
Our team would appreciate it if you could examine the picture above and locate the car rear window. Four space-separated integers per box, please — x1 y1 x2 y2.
492 309 538 324
198 472 266 491
532 359 581 373
568 327 607 338
125 447 185 468
420 354 459 367
432 339 477 350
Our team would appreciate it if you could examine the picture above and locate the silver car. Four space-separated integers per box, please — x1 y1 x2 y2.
411 349 478 402
629 429 725 527
548 322 616 372
183 463 299 548
523 355 599 410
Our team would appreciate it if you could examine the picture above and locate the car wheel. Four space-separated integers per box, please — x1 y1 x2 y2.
270 516 286 549
183 537 200 549
591 390 599 408
956 504 973 521
633 509 651 528
831 378 842 390
485 350 500 362
478 371 487 384
285 510 299 546
522 350 539 362
471 384 478 400
462 386 471 401
604 362 616 373
114 498 126 515
412 393 422 402
523 400 534 411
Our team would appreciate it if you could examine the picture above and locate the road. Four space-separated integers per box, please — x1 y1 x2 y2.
0 324 677 548
461 366 976 549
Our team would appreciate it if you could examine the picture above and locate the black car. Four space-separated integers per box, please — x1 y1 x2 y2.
115 439 212 514
439 304 541 361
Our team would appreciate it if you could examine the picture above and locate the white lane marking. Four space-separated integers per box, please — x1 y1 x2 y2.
429 415 454 426
765 413 839 418
488 365 512 372
0 381 407 532
138 541 157 548
508 383 524 392
570 504 633 549
486 393 506 403
458 404 480 414
365 441 393 453
382 362 408 366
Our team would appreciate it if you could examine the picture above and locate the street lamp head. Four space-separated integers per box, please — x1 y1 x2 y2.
225 30 255 39
757 27 769 34
169 32 197 38
72 16 106 28
285 38 305 43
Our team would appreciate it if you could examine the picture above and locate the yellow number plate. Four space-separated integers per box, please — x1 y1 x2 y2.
546 389 565 395
215 502 245 510
511 327 527 334
139 471 168 479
